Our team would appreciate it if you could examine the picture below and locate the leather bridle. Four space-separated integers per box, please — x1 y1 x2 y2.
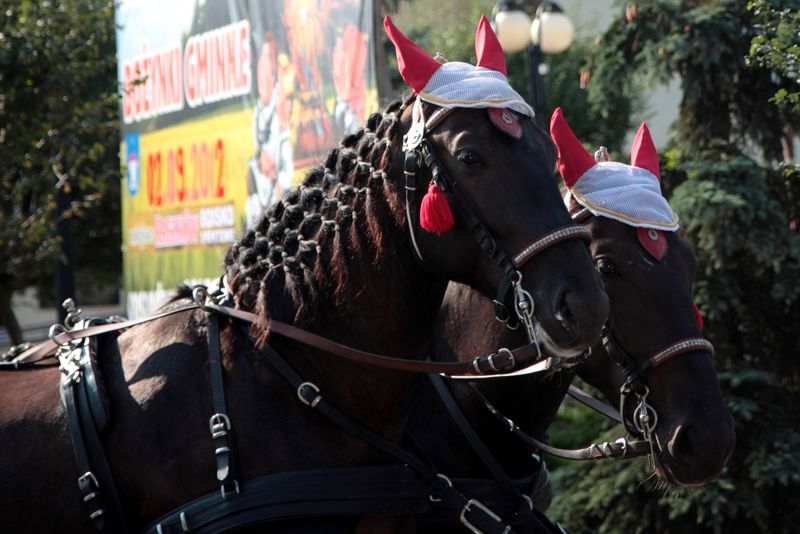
401 97 591 344
571 206 715 461
601 325 714 453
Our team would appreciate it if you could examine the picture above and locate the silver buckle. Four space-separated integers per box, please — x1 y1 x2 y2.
297 382 322 408
208 413 231 438
488 348 514 372
429 473 453 503
78 471 100 490
460 499 507 534
220 479 240 499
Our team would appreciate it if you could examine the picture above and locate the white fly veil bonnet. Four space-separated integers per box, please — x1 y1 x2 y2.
550 107 679 232
383 15 534 118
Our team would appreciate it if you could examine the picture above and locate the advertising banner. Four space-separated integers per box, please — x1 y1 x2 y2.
116 0 377 317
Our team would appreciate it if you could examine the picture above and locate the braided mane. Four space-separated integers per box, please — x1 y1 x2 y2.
224 95 416 346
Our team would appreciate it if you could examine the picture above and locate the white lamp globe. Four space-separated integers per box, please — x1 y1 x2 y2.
531 11 574 54
493 10 532 53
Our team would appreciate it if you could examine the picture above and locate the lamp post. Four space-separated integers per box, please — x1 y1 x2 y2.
492 0 574 124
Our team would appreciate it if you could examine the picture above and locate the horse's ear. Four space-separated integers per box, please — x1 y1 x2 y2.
475 15 507 75
630 122 661 181
384 16 441 93
549 107 596 188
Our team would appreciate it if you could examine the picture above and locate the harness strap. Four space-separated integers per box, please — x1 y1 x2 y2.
60 348 128 532
260 342 438 481
206 313 241 498
12 300 545 378
428 374 525 503
144 465 430 534
566 384 623 424
13 304 202 365
403 149 425 261
469 384 652 461
260 343 518 534
427 374 567 532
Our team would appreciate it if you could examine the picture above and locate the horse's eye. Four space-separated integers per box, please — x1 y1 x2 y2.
596 258 616 275
456 149 482 167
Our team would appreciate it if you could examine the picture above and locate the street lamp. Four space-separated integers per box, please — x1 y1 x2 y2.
492 1 574 123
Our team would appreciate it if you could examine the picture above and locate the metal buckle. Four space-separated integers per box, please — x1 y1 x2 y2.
297 382 322 408
78 471 100 490
429 473 453 503
49 323 68 344
220 479 240 499
521 494 534 512
460 499 507 534
633 396 658 437
488 348 515 372
471 357 483 375
180 511 191 532
62 298 84 329
192 286 209 308
511 273 539 349
208 413 231 438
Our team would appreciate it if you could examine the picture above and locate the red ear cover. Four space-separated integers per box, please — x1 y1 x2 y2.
420 181 455 234
474 15 507 75
549 107 597 188
693 303 704 331
630 122 661 181
383 16 441 93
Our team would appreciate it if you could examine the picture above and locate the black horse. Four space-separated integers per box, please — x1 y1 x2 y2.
412 112 736 531
0 20 608 533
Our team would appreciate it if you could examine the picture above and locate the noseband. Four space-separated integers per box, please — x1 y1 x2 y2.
602 326 714 444
402 98 591 344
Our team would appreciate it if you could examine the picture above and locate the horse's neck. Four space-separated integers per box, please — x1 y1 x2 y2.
261 214 446 438
314 250 446 359
432 283 575 474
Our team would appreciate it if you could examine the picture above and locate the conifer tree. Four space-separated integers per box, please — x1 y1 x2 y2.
549 2 800 531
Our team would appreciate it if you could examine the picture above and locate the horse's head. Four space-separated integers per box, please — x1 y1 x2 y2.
385 17 608 357
552 110 735 485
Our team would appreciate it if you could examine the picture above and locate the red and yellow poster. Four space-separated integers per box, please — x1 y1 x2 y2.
116 0 377 317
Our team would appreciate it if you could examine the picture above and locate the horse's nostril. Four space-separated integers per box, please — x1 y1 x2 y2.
668 424 694 461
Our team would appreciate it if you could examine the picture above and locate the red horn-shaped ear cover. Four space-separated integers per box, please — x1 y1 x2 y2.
549 107 596 188
630 122 661 181
384 16 441 93
475 15 507 75
693 303 704 331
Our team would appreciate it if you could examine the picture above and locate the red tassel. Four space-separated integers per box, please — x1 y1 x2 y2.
693 303 704 331
420 181 454 234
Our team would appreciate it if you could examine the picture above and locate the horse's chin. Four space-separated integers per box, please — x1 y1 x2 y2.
652 436 722 487
536 322 591 359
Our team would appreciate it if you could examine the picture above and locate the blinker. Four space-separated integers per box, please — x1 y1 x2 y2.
488 108 522 139
637 227 667 261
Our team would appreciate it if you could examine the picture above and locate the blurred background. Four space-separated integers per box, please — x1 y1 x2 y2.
1 0 798 531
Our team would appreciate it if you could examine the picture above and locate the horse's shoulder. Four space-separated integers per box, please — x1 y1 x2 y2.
115 304 208 399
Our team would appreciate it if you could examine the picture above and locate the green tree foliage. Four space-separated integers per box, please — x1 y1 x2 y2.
0 1 120 342
748 0 800 111
549 1 800 532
